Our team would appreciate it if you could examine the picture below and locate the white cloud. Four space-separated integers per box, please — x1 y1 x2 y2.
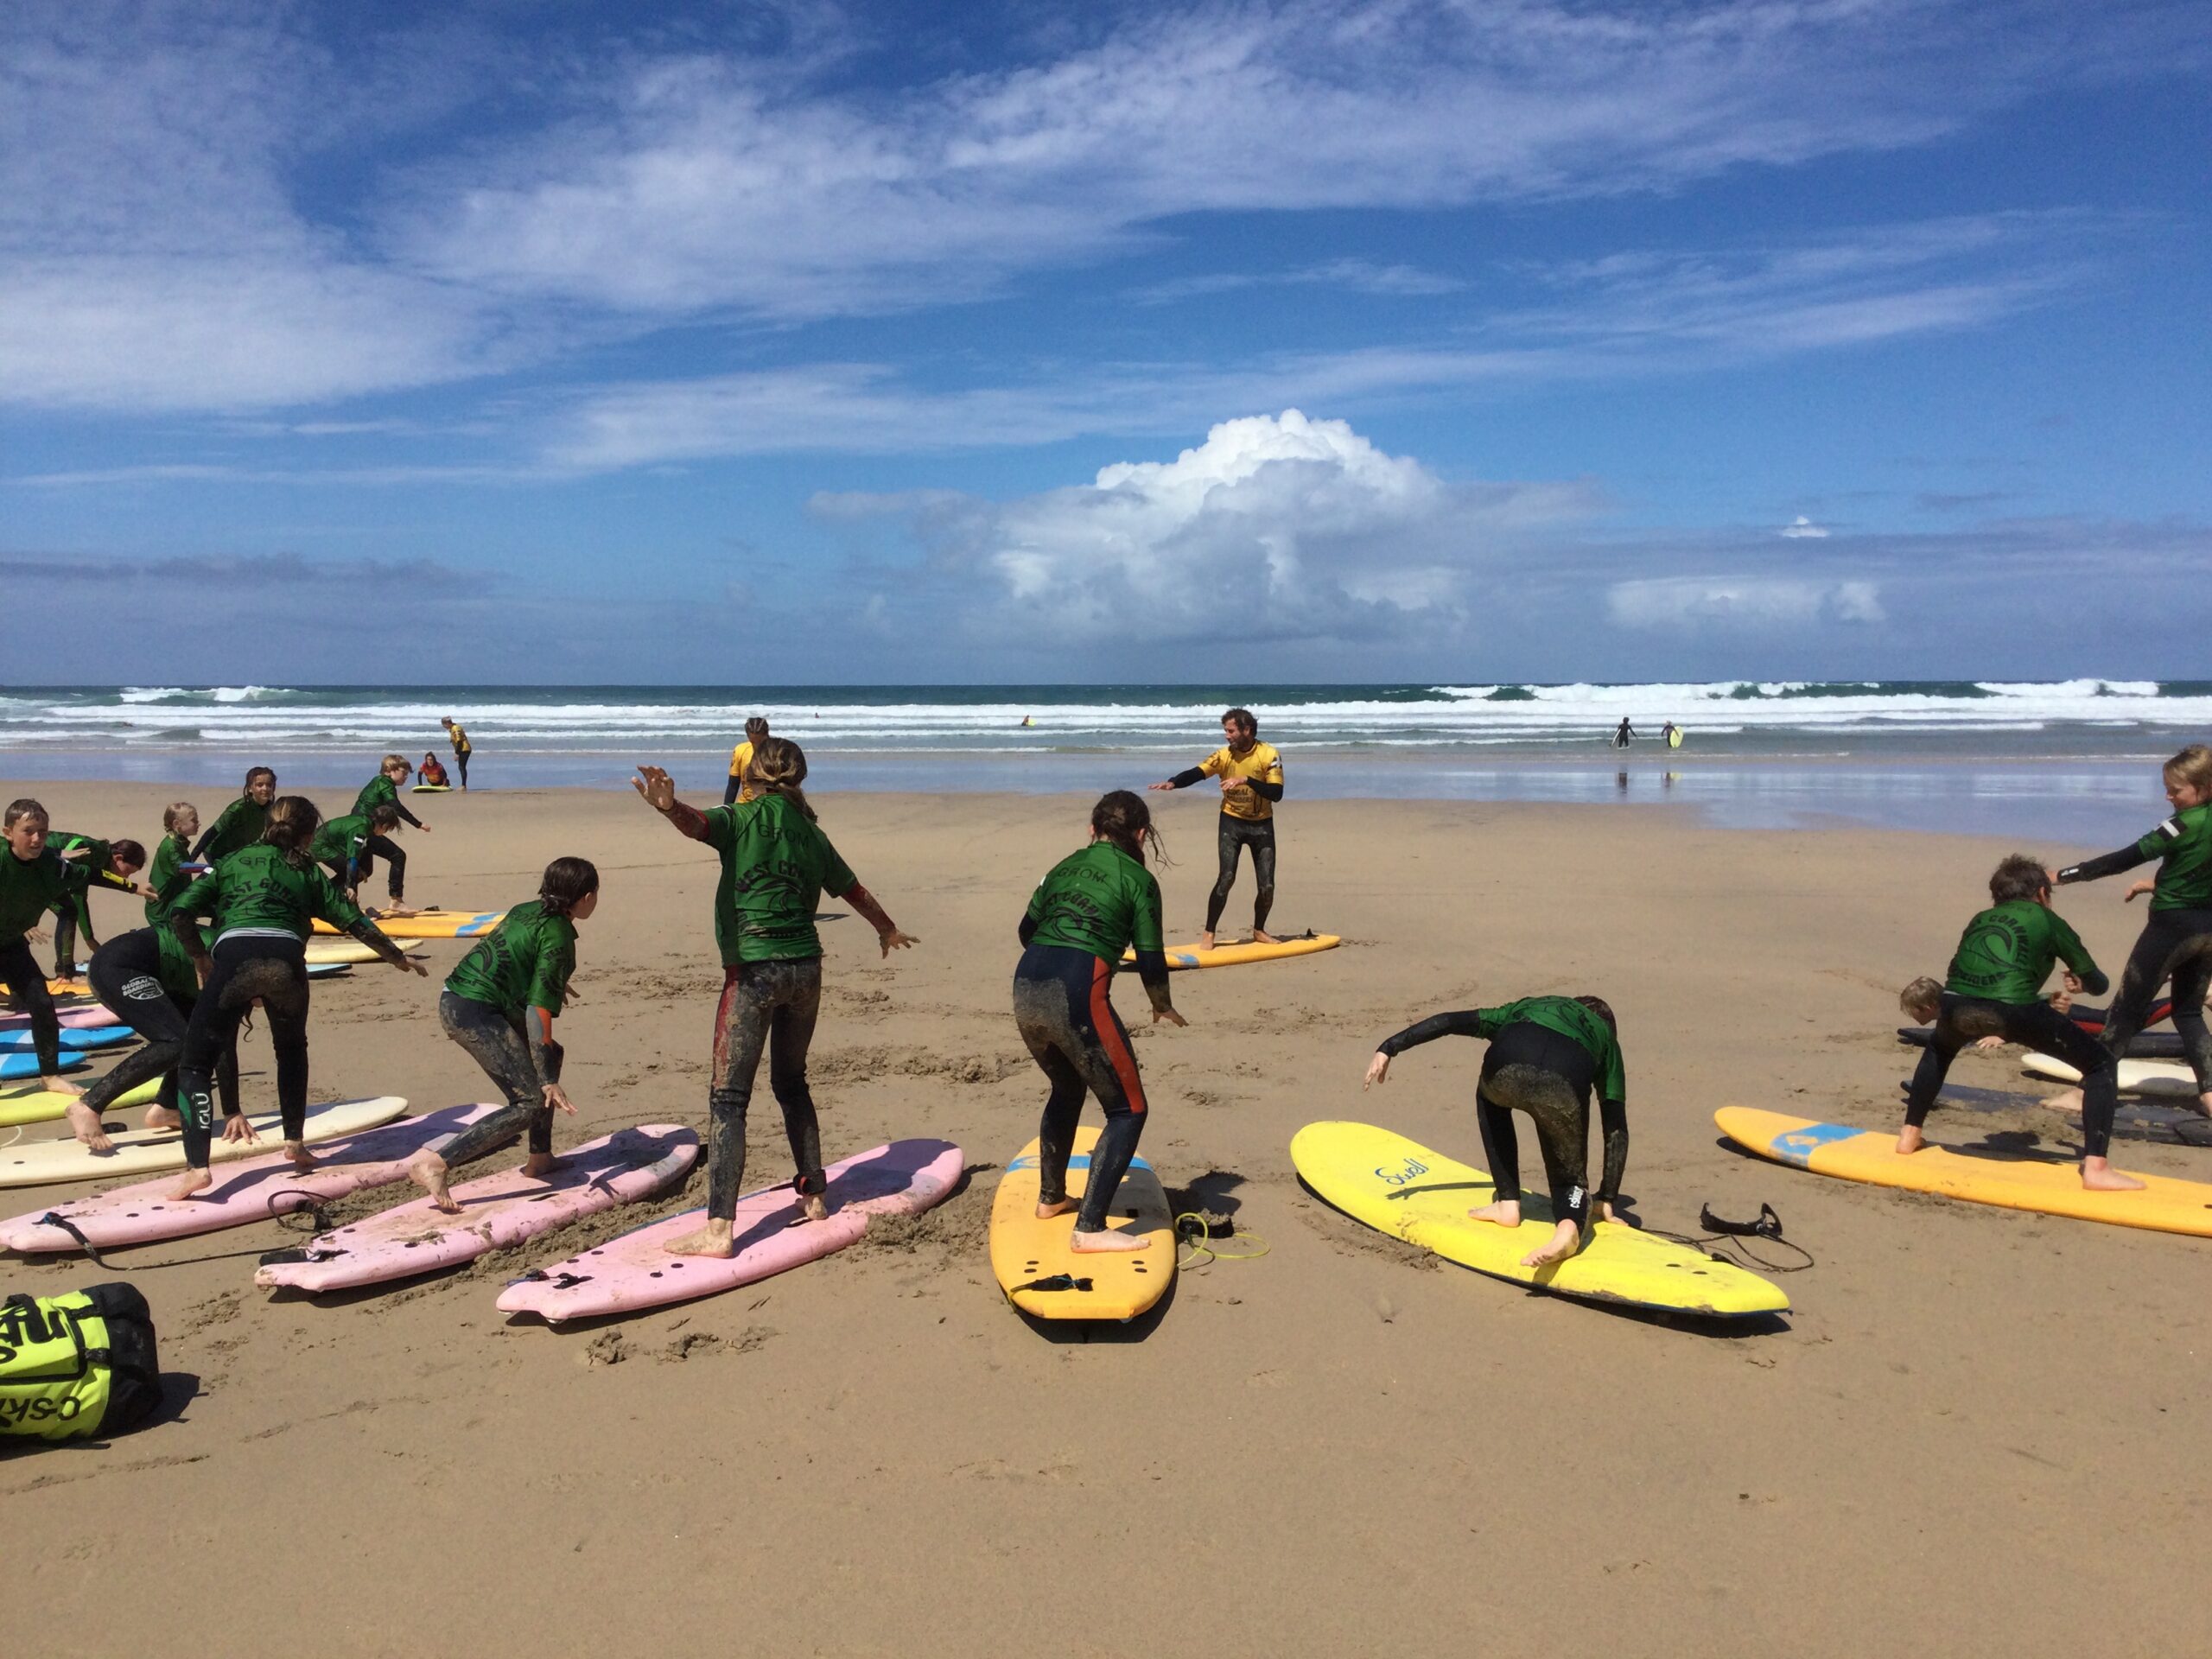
1607 575 1885 629
1782 515 1831 537
829 410 1599 645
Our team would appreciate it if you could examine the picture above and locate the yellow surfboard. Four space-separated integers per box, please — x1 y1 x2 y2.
303 936 385 965
0 1077 162 1128
989 1126 1175 1321
313 909 505 939
1119 933 1340 971
1717 1106 2212 1236
1292 1122 1788 1317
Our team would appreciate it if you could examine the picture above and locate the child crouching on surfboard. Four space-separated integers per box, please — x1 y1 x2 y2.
1014 791 1185 1254
633 741 917 1258
1897 853 2134 1189
406 857 598 1212
1364 995 1629 1268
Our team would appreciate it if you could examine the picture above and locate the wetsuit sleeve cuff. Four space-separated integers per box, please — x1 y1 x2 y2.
2056 846 2148 884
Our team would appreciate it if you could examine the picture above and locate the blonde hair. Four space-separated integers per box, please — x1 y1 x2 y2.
382 753 412 775
748 736 817 821
162 801 197 834
1899 976 1943 1020
2163 744 2212 797
262 796 323 866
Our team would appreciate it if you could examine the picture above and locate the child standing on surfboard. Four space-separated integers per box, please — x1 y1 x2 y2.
1897 854 2131 1186
1149 706 1284 950
405 857 599 1212
1363 995 1629 1269
162 797 424 1200
2051 744 2212 1120
633 740 916 1258
1014 791 1185 1254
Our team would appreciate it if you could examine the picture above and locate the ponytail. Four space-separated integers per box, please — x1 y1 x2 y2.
1090 790 1168 867
261 796 322 866
537 856 600 918
748 737 817 822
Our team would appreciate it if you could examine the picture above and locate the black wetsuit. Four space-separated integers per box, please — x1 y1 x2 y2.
2058 804 2212 1094
1377 999 1627 1228
79 928 238 1119
1164 745 1284 935
1014 841 1173 1232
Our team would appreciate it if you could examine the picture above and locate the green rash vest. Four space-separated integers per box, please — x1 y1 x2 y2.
144 832 189 926
1944 900 2104 1005
309 815 372 869
148 924 202 1000
164 845 365 944
1023 842 1165 964
699 792 855 966
353 774 397 818
0 849 103 944
1474 997 1626 1108
445 900 577 1018
196 798 267 863
2135 804 2212 912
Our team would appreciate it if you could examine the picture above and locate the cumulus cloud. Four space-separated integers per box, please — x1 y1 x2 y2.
825 410 1600 646
1607 575 1885 630
1781 515 1831 537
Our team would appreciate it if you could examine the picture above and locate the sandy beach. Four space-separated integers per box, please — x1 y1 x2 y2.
6 775 2210 1657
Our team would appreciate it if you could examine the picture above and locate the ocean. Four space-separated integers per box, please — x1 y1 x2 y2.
3 680 2207 842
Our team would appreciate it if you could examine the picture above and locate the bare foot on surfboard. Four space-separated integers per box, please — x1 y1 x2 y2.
409 1151 461 1214
1251 927 1280 944
166 1167 213 1201
522 1152 558 1180
143 1104 181 1131
2081 1158 2145 1192
798 1192 830 1223
283 1141 320 1173
1896 1124 1926 1155
65 1098 113 1154
1197 931 1216 951
1467 1198 1522 1229
1520 1218 1582 1268
1070 1225 1150 1253
664 1221 735 1258
1035 1196 1077 1221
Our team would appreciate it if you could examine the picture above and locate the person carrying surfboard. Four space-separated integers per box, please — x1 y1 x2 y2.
162 796 425 1201
69 924 242 1154
723 715 770 806
191 766 276 863
1896 855 2134 1186
2 799 154 1135
441 716 472 790
1364 995 1629 1269
45 830 146 980
352 754 431 915
1150 707 1284 950
633 739 918 1258
404 857 599 1213
2052 744 2212 1120
1014 790 1185 1255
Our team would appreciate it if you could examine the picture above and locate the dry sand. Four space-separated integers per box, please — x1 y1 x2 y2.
5 776 2210 1657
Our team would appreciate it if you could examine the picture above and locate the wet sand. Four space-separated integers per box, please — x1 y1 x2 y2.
4 777 2209 1657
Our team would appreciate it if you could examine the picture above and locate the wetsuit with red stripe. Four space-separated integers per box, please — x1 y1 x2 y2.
1014 840 1173 1233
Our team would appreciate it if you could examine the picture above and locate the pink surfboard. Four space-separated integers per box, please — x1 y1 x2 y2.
0 1103 501 1255
497 1137 963 1323
0 1007 118 1033
254 1124 698 1292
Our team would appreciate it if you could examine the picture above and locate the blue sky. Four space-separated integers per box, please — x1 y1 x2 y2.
4 0 2209 683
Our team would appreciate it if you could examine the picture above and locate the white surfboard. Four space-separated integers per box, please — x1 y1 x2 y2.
2022 1052 2202 1098
0 1096 409 1189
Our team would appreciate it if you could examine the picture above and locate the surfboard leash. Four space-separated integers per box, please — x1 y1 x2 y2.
1643 1203 1815 1274
1174 1211 1269 1271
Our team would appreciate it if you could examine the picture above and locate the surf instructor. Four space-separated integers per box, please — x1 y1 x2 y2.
1151 706 1284 950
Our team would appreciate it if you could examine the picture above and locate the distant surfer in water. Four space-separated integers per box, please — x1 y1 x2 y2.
634 740 916 1258
1151 707 1284 950
1662 721 1681 748
407 857 599 1212
2050 743 2212 1119
1364 995 1630 1268
1897 854 2134 1188
1014 791 1185 1254
1611 717 1635 748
